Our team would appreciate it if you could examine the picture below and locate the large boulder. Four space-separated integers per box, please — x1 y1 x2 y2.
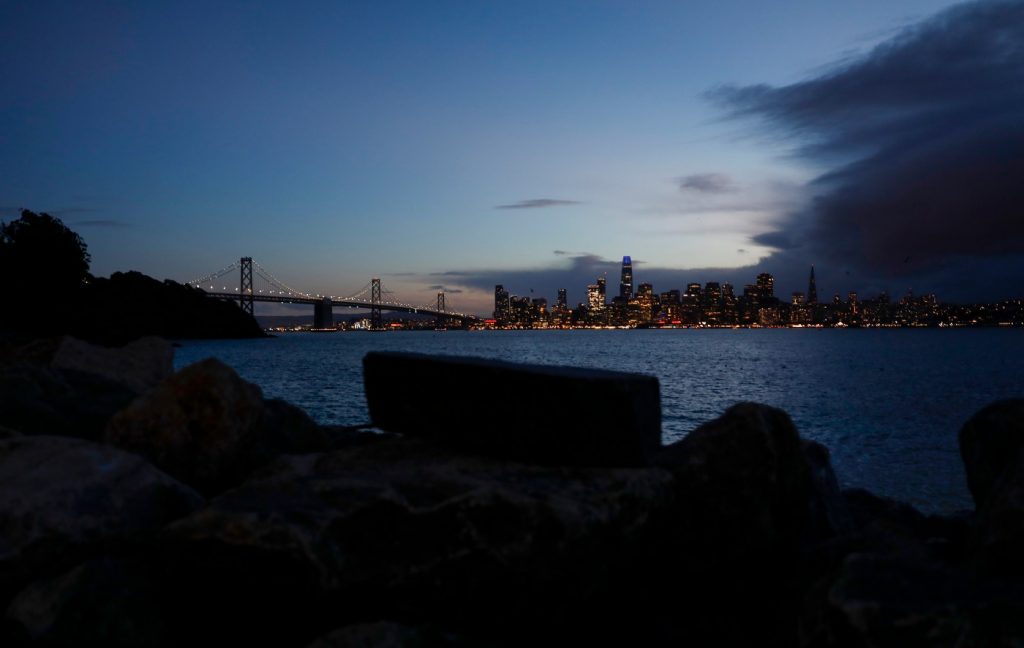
155 437 676 645
104 358 329 495
655 402 810 560
959 399 1024 508
50 336 174 394
0 336 173 439
959 400 1024 574
650 403 818 644
363 352 661 467
0 436 202 606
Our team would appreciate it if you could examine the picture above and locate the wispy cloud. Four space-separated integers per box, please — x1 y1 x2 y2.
495 199 581 210
677 173 736 194
427 284 464 294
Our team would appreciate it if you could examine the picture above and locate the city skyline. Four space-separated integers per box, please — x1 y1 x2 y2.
3 1 1023 316
487 255 1001 328
487 256 934 319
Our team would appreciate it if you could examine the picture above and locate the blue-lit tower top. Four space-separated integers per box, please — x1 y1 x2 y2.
619 256 633 300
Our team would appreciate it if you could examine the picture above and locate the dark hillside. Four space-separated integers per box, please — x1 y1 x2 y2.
72 272 265 345
0 210 263 346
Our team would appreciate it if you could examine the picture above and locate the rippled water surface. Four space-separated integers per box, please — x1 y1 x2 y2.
175 329 1024 513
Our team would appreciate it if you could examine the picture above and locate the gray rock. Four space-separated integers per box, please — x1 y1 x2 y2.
51 336 174 394
0 362 137 440
105 358 329 495
5 558 171 647
814 552 1024 647
0 436 202 605
156 436 675 644
841 488 951 562
363 352 661 467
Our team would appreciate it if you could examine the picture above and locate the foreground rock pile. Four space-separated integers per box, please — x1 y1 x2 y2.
1 341 1023 646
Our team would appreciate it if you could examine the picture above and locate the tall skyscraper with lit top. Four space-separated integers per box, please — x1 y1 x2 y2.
619 256 633 300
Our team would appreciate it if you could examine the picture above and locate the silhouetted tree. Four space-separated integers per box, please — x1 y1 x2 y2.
0 209 91 288
0 210 91 334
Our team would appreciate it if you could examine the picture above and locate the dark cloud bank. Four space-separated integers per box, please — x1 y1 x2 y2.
710 0 1024 301
452 1 1024 305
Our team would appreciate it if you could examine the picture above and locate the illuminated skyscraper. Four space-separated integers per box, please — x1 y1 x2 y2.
597 276 607 304
808 265 818 304
510 295 531 326
619 256 633 300
703 282 721 307
756 273 774 299
494 285 510 324
557 288 567 309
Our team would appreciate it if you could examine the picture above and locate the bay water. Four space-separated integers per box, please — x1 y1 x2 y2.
174 328 1024 513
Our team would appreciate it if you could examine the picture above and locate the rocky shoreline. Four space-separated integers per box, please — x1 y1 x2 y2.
1 337 1023 646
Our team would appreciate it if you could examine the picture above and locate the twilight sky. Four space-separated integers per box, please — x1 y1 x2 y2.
3 0 1021 315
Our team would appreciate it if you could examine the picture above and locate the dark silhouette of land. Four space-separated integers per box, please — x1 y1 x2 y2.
0 210 263 345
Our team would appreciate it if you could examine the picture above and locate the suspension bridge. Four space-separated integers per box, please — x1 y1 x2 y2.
187 257 479 329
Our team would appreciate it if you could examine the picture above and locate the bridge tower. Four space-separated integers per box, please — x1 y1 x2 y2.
436 292 446 329
370 277 382 330
314 297 333 330
239 257 254 316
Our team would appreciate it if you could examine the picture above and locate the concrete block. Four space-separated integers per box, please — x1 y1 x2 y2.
363 352 661 466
